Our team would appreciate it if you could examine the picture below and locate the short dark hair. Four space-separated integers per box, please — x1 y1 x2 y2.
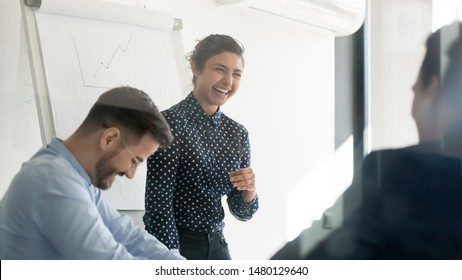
421 21 462 96
80 86 173 147
187 34 245 86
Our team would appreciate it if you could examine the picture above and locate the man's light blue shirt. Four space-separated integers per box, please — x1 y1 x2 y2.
0 138 185 260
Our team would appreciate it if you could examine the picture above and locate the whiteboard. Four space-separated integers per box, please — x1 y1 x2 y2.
21 0 187 209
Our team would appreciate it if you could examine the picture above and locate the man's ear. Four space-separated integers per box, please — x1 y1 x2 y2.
100 127 120 150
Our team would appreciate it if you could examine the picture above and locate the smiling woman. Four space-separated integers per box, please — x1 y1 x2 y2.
191 51 243 115
143 34 259 260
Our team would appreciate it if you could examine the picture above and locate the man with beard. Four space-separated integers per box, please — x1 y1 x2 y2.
0 86 185 260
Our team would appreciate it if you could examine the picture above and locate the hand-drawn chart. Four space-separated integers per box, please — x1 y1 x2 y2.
71 32 133 89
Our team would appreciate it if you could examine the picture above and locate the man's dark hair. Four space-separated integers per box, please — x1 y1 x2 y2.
420 21 462 98
80 86 173 147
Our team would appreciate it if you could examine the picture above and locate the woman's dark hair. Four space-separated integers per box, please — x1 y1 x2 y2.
187 34 245 86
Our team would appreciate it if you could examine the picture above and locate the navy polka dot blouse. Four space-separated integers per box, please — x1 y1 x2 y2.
143 93 259 249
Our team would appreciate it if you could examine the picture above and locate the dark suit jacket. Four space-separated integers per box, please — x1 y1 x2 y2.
272 144 462 259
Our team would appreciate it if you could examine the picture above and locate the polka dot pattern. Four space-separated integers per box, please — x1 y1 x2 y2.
144 93 259 249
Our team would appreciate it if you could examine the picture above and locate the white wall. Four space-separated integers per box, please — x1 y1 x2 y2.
1 0 338 260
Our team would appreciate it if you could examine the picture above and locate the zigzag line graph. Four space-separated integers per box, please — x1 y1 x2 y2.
70 31 133 88
92 37 132 78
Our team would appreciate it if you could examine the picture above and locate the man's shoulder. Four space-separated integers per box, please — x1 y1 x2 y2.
365 146 458 169
362 146 461 195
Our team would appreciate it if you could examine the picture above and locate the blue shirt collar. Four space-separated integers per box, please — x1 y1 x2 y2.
48 137 92 187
